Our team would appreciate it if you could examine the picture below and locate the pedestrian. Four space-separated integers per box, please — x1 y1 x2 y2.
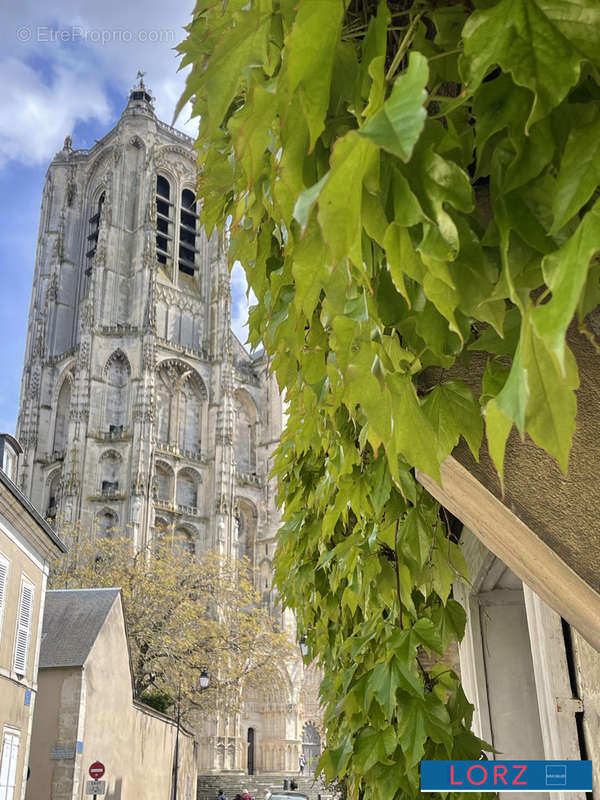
264 790 272 800
290 780 298 791
299 753 306 775
241 788 253 800
217 790 227 800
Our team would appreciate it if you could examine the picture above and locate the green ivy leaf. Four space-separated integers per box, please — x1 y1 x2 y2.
534 199 600 370
412 618 443 654
494 340 529 436
552 114 600 231
318 734 353 781
388 631 424 697
293 174 329 233
318 132 379 265
484 399 513 486
197 11 270 135
286 0 345 148
228 85 276 183
422 380 483 461
353 726 390 773
366 660 401 718
521 320 579 473
358 51 429 162
403 509 432 570
389 374 441 481
384 223 425 305
397 697 427 768
462 0 600 129
424 693 454 755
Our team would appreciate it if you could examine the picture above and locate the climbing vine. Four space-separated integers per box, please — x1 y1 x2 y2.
177 1 600 796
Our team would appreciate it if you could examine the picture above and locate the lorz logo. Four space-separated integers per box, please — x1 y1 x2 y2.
449 763 527 787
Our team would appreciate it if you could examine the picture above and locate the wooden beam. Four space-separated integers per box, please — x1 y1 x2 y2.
416 457 600 652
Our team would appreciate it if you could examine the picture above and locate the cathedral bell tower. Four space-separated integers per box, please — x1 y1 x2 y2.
16 74 283 569
15 76 319 776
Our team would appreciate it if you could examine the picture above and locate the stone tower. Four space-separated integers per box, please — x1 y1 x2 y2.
16 76 320 773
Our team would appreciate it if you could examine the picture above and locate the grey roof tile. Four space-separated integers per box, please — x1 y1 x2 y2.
39 588 120 668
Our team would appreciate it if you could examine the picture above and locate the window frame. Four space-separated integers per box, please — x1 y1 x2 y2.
155 175 201 290
0 554 9 648
0 727 21 800
13 577 34 678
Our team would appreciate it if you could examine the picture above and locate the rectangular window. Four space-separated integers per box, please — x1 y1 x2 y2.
0 555 8 645
0 729 20 800
13 580 34 677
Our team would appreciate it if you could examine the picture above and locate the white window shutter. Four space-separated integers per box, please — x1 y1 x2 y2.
0 556 8 644
13 581 34 676
0 729 20 800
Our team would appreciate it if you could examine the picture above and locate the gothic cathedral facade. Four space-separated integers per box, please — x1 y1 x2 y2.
16 79 320 774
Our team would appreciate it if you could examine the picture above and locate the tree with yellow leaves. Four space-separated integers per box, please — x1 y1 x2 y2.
51 529 294 718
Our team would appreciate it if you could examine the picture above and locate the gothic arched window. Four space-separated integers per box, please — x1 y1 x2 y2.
86 191 105 263
97 508 118 538
156 174 173 271
260 558 272 590
155 362 206 457
46 470 62 520
155 462 173 503
104 351 131 433
176 469 199 509
154 516 169 536
178 382 203 455
53 374 72 455
236 500 257 565
174 525 196 554
156 386 171 444
234 391 258 473
179 189 199 278
100 450 121 495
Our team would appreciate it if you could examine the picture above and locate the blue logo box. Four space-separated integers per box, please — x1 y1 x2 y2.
421 760 592 792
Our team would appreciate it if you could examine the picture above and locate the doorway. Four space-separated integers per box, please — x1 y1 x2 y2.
455 528 585 800
247 728 255 775
301 723 321 775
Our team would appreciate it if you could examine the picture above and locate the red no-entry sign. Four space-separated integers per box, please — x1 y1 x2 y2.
89 762 105 780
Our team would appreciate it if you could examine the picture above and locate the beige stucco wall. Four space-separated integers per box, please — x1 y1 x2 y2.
26 597 196 800
26 667 79 800
0 497 57 800
442 320 600 597
0 520 45 683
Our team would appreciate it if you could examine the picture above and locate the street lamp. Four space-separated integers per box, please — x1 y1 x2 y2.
173 670 211 799
299 635 308 658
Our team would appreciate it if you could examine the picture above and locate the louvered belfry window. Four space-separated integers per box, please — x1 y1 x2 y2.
13 580 34 676
0 555 8 644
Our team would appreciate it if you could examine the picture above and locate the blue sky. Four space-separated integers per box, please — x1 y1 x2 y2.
0 0 251 434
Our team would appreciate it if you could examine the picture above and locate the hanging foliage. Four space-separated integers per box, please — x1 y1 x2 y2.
177 0 600 796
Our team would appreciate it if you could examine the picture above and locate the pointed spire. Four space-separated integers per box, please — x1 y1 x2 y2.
124 70 155 113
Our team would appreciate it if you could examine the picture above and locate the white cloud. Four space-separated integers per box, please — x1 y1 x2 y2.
0 57 111 167
1 0 196 169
